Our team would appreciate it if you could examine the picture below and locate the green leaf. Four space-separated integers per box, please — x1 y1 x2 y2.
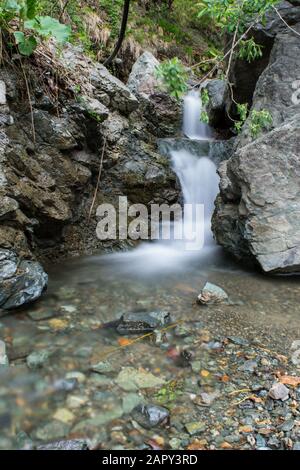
18 35 37 56
25 16 71 43
14 31 25 44
26 0 37 19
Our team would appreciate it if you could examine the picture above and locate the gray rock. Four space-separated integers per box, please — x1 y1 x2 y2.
26 349 51 370
115 367 166 391
0 81 6 105
268 382 289 401
0 250 48 310
293 441 300 450
122 393 144 414
197 282 228 305
34 421 70 442
202 79 227 127
238 360 258 373
33 110 79 150
132 404 169 429
116 310 171 335
79 95 109 122
37 439 89 450
127 51 160 101
90 361 114 374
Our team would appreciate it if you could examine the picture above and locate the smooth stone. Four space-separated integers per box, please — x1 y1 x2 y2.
65 371 86 383
269 382 289 401
34 421 70 442
238 360 258 373
90 361 114 374
116 310 171 335
53 408 75 424
66 395 88 409
185 421 206 436
26 349 51 369
37 439 88 450
132 404 169 429
115 367 165 391
122 393 144 414
197 282 228 305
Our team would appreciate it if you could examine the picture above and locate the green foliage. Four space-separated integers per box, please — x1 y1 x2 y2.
156 57 188 100
234 102 248 133
0 0 70 56
154 380 183 407
200 110 209 124
198 0 280 34
100 0 123 38
238 37 263 62
201 88 210 106
249 109 273 138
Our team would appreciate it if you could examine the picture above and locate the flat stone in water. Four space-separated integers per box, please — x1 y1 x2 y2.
185 421 206 436
115 367 165 391
132 404 169 429
37 439 89 450
34 421 70 442
90 361 114 374
116 310 171 335
26 349 51 370
238 360 258 373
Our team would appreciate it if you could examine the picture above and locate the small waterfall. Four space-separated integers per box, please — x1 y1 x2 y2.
183 90 213 140
106 90 220 274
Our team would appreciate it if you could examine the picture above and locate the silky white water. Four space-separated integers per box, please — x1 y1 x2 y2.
183 89 214 140
105 91 220 274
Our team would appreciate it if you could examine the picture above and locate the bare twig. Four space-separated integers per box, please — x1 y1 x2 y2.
272 5 300 37
88 136 107 223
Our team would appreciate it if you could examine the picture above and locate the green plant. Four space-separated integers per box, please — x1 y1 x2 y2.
249 109 273 138
0 0 70 56
154 380 183 406
238 37 263 62
201 88 210 106
155 57 188 100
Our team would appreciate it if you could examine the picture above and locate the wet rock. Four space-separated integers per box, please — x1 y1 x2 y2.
185 421 206 436
37 439 89 450
0 250 48 310
16 431 34 450
199 391 220 405
280 419 294 432
132 404 169 429
79 95 109 122
122 393 144 414
90 360 114 374
26 349 51 370
115 367 166 391
65 371 86 383
202 79 227 127
238 360 258 373
269 382 289 401
53 378 78 392
116 310 171 335
0 340 9 367
66 395 88 410
34 421 70 442
197 282 228 305
0 80 6 105
53 408 75 424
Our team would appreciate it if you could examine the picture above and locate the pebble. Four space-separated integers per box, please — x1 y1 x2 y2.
66 395 88 409
65 371 86 383
238 360 258 373
90 361 114 374
122 393 143 414
132 404 169 429
35 421 70 442
53 408 75 424
0 340 9 367
268 382 289 401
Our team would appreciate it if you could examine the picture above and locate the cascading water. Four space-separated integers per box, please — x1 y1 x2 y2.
183 89 214 140
107 89 220 274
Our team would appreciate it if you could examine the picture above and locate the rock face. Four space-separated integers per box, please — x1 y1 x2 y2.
0 46 180 309
127 51 183 137
213 25 300 273
228 1 300 110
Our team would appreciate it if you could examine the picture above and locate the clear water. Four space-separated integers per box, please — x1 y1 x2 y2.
183 90 214 140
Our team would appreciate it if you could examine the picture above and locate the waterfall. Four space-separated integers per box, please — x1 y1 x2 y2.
183 90 213 140
106 89 220 274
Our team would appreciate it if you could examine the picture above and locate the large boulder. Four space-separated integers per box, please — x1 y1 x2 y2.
213 26 300 273
127 51 183 137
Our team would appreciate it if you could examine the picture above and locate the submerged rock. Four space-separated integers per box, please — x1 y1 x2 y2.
37 439 89 451
132 404 169 429
197 282 228 305
0 340 9 367
0 250 48 310
115 367 166 391
116 310 171 335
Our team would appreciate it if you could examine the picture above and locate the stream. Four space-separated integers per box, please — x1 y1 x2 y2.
1 92 300 450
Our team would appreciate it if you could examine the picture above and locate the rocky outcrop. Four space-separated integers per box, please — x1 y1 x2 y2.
213 25 300 273
228 1 300 110
0 46 180 309
127 51 183 137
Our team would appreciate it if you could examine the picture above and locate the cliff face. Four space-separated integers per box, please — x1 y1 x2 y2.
213 15 300 274
0 47 181 309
